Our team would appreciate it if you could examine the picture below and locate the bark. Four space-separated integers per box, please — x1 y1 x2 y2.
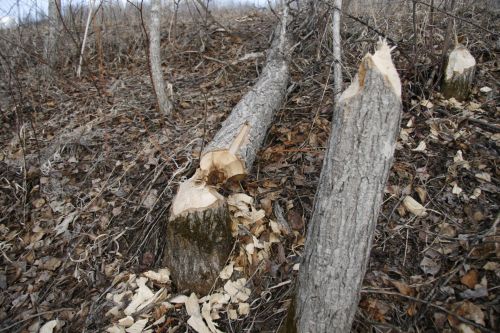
442 44 476 101
45 0 61 72
164 8 290 295
290 40 402 332
332 0 343 104
149 0 173 116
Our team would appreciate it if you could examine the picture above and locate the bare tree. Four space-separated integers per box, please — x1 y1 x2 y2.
289 40 402 332
149 0 173 116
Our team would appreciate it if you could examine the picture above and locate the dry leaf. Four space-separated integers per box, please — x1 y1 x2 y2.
403 196 427 217
475 172 491 182
143 268 170 284
420 256 440 275
40 320 59 333
415 187 427 203
390 280 414 296
238 302 250 316
451 182 463 195
125 319 148 333
460 270 478 289
201 302 222 333
142 190 158 209
412 141 427 152
219 262 234 280
54 212 78 236
106 326 125 333
186 293 211 333
450 301 485 326
124 277 154 315
118 316 134 327
224 279 250 303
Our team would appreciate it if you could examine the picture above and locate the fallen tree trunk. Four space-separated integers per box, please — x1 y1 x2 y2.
442 44 476 101
288 40 402 332
164 9 290 295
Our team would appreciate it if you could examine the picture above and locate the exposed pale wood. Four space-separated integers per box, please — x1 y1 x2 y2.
442 44 476 101
76 0 95 78
149 0 173 116
164 8 290 295
289 40 402 333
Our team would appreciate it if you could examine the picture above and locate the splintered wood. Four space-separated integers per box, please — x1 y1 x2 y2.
164 8 290 295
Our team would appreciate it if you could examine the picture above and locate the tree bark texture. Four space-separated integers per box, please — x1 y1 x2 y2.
164 8 290 296
45 0 61 71
332 0 343 104
292 40 402 333
149 0 173 116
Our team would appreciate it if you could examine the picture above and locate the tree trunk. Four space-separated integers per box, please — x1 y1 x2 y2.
442 44 476 101
45 0 61 72
289 40 402 332
164 8 290 295
332 0 343 103
76 0 95 78
149 0 173 116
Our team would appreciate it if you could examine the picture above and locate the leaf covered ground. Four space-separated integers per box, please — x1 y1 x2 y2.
0 3 499 333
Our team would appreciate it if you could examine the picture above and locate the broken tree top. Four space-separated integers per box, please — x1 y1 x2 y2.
342 39 402 102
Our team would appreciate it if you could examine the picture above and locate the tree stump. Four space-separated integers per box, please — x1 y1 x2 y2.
164 9 290 295
442 44 476 101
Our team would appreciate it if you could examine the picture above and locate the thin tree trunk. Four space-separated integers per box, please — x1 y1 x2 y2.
45 0 61 73
289 40 402 332
149 0 173 116
76 0 95 78
332 0 343 104
164 7 290 295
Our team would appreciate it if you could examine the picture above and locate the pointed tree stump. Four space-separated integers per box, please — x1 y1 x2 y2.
164 10 290 295
442 44 476 101
288 40 403 332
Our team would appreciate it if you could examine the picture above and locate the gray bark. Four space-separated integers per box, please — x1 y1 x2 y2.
202 14 290 175
149 0 173 116
45 0 61 71
164 8 290 295
332 0 343 104
292 41 402 332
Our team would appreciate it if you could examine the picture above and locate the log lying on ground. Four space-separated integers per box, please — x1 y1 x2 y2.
164 11 290 295
442 44 476 101
289 40 402 333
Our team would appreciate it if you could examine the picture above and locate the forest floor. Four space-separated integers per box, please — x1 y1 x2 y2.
0 6 499 333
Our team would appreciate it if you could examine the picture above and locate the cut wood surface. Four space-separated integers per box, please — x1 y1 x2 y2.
442 44 476 101
164 9 291 295
290 40 403 332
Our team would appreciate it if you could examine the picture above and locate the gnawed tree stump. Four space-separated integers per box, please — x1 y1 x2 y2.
442 44 476 101
289 40 402 332
164 9 290 295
